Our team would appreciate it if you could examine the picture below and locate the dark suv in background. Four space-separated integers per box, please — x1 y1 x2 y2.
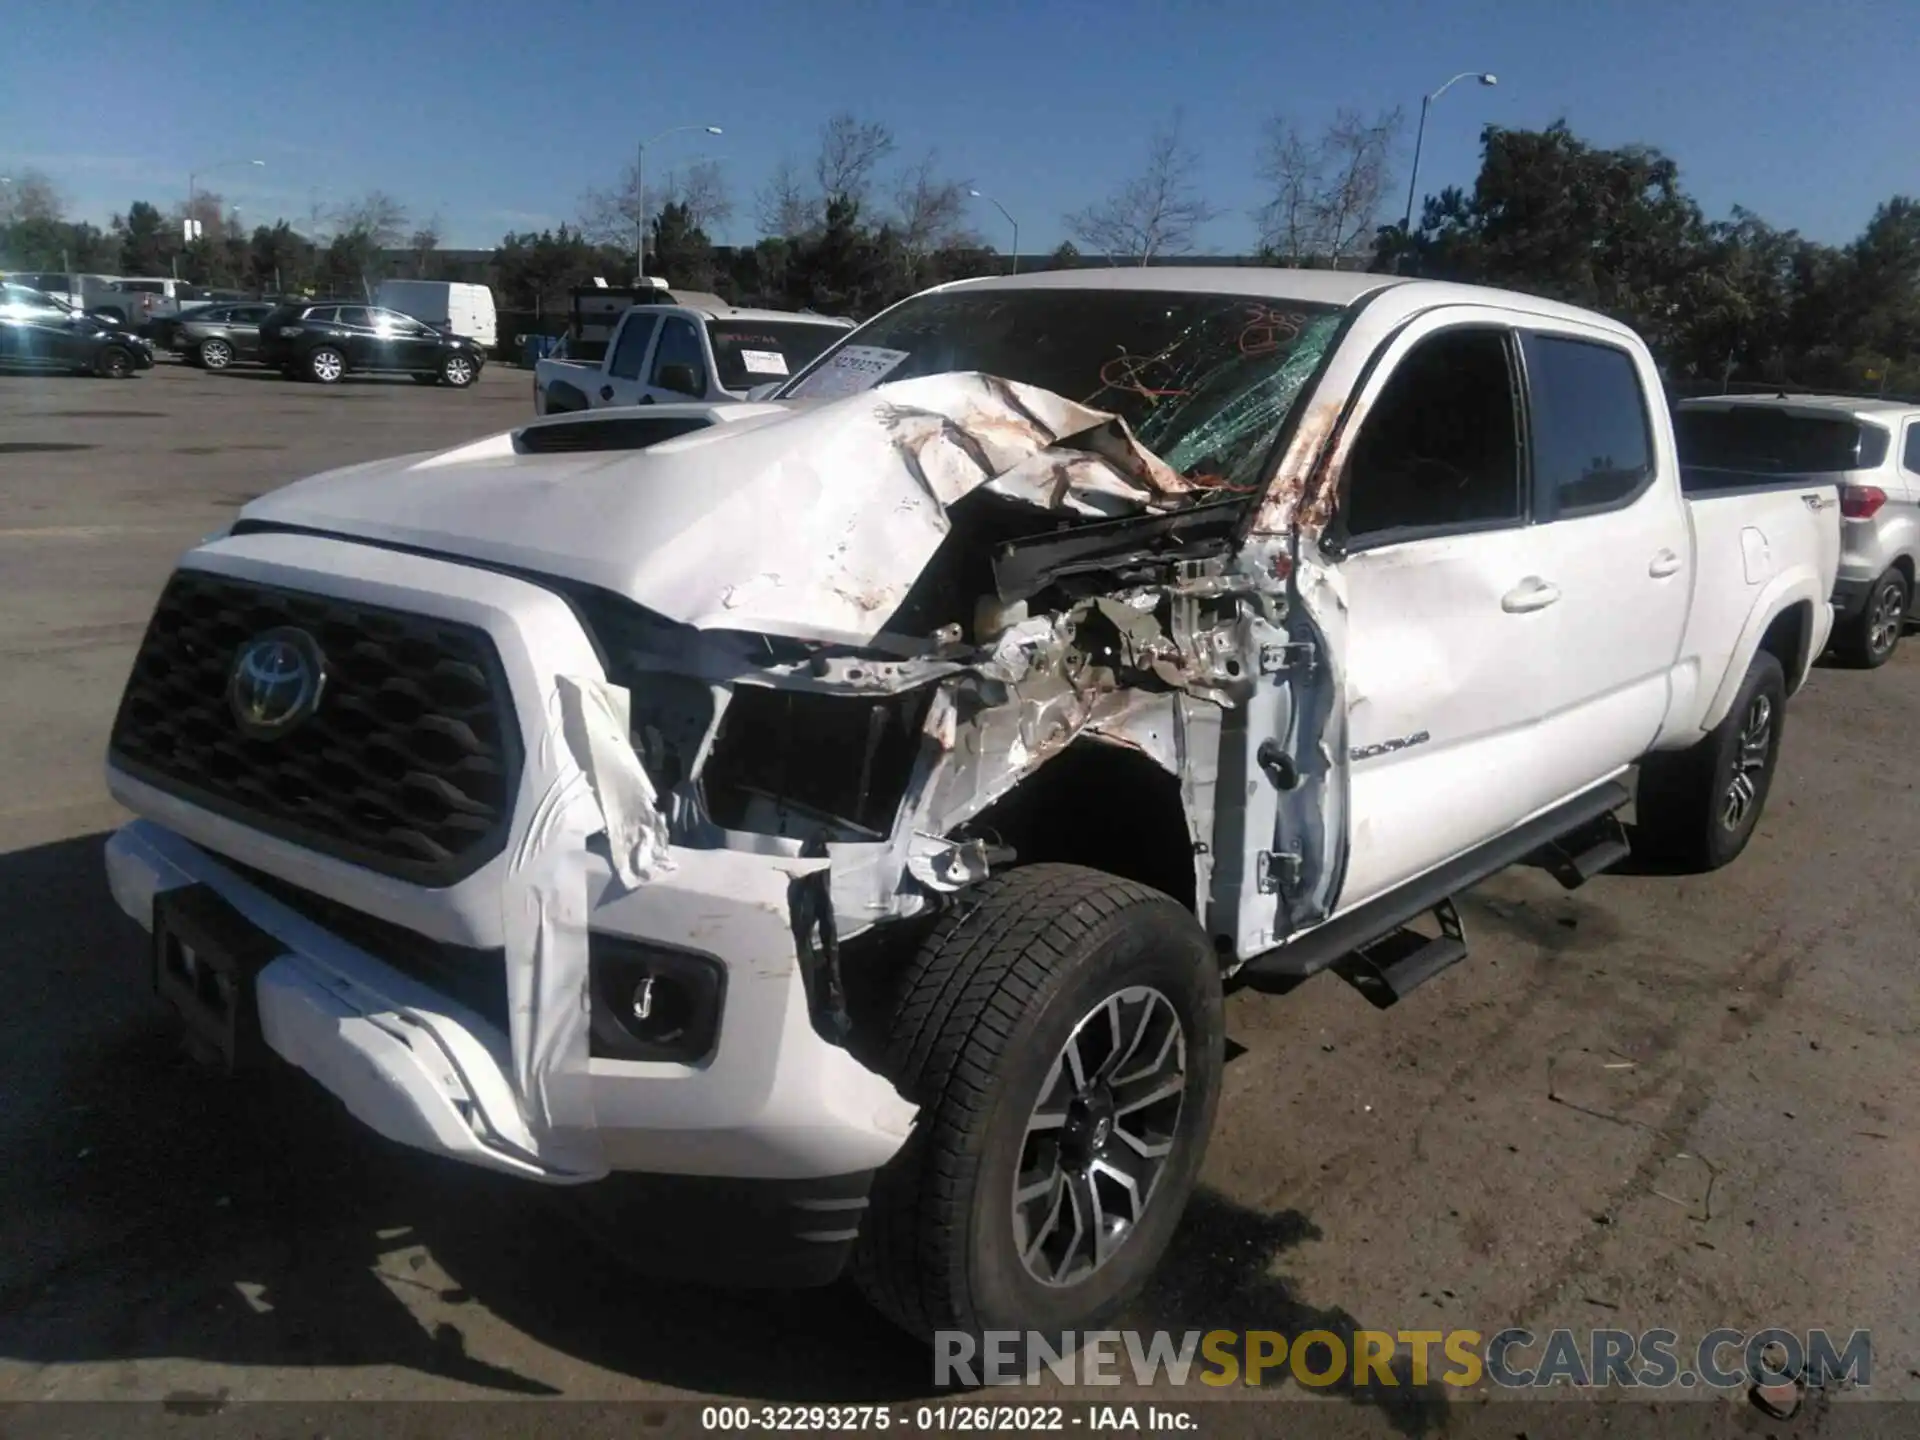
257 302 486 386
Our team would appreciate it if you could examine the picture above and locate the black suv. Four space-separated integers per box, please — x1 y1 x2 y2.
257 302 486 387
0 283 155 377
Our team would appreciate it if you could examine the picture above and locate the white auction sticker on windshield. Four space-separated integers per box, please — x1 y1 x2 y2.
791 344 910 398
738 348 790 377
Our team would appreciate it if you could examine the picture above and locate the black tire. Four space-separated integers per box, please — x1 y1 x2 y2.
1834 568 1908 668
851 864 1223 1341
440 353 477 388
197 337 235 371
1635 650 1786 873
95 346 135 380
307 345 346 384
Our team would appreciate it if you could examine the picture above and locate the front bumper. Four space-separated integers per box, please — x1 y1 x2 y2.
103 531 917 1192
108 818 917 1185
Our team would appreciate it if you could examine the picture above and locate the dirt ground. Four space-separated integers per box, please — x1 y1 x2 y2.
1 360 1915 1429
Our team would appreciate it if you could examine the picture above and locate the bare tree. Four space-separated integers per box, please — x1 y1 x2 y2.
754 154 819 238
331 190 409 246
579 156 733 249
0 167 64 226
1064 114 1219 264
815 112 895 205
665 159 734 234
408 216 442 276
892 151 975 272
1253 107 1403 268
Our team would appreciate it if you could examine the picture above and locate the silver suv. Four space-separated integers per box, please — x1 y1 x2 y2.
1677 394 1918 667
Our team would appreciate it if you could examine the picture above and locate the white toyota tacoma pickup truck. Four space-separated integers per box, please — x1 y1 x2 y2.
104 269 1839 1341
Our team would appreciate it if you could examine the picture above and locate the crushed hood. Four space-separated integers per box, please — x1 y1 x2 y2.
237 374 1195 646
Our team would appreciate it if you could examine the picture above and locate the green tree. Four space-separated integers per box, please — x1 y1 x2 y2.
649 202 715 291
114 201 172 274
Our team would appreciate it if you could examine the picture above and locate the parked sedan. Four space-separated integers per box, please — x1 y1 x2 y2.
0 283 155 377
256 302 486 387
174 302 279 370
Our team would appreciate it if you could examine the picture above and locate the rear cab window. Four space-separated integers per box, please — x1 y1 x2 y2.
1522 333 1655 517
707 320 846 391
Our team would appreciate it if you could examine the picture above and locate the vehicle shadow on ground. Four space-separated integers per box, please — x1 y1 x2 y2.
0 833 1444 1425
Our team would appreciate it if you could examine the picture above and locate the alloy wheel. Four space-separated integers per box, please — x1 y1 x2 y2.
311 349 344 383
201 339 232 370
1721 693 1773 831
1867 579 1906 659
1012 985 1188 1288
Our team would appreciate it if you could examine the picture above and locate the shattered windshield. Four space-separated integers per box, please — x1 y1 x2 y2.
783 288 1346 496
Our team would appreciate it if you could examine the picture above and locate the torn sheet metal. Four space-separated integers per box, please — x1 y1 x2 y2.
236 372 1195 649
496 680 618 1179
556 675 673 888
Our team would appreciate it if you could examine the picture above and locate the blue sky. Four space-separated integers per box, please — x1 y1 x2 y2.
4 0 1916 254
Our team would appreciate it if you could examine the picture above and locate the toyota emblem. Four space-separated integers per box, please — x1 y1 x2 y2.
228 627 326 738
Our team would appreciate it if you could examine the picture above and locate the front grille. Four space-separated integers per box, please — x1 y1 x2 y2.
110 570 520 885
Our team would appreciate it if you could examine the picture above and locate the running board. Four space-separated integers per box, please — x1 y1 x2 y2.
1238 778 1632 989
1533 812 1632 891
1334 897 1467 1009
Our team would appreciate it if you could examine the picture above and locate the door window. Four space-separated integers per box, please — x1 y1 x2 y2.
1340 327 1524 544
607 312 661 381
650 317 707 395
1522 334 1655 517
1902 423 1920 480
336 307 372 328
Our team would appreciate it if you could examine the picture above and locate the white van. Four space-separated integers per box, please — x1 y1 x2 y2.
373 280 498 353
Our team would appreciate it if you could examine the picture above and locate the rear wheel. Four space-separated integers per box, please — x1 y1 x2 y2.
95 346 135 380
1635 650 1786 872
1835 568 1909 668
440 353 476 388
308 346 345 384
198 337 234 371
850 864 1223 1340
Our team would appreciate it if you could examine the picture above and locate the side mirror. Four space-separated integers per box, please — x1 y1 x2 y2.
657 362 702 397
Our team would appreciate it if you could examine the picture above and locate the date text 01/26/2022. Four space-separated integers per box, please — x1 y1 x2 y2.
700 1405 1197 1431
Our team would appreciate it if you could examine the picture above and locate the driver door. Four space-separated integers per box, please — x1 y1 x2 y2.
641 316 710 402
597 311 662 406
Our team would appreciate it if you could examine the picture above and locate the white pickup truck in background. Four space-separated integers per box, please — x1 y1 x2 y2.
102 268 1838 1345
533 298 851 413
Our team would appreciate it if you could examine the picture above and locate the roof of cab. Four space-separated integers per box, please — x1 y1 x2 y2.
929 265 1646 344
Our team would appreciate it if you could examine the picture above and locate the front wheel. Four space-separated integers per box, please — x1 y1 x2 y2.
1636 650 1786 873
1836 568 1909 668
308 346 345 384
851 864 1223 1340
95 346 135 379
440 353 477 388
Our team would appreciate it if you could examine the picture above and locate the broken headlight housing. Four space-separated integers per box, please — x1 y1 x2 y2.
702 685 934 841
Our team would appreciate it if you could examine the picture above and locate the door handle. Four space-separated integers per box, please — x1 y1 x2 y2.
1501 577 1561 613
1648 548 1682 578
599 384 614 401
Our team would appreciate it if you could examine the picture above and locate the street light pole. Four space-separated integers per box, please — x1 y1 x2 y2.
968 190 1019 274
187 158 265 238
634 125 723 282
1401 72 1497 234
